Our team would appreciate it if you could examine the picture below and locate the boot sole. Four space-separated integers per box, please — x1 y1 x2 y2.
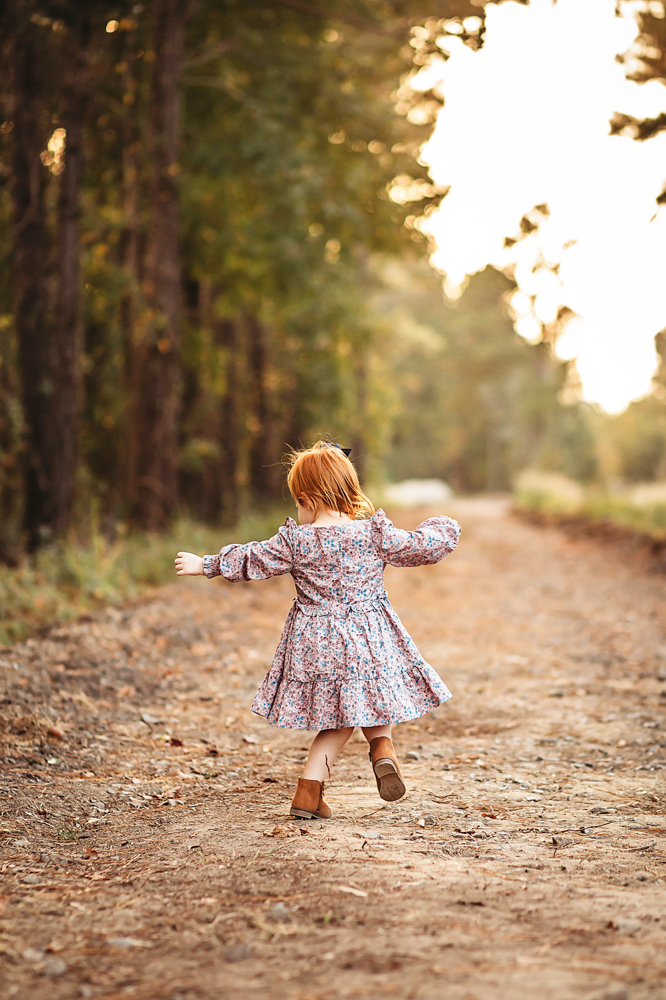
290 808 331 820
374 759 406 802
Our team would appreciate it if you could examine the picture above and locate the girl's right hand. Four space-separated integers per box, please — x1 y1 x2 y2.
175 552 204 576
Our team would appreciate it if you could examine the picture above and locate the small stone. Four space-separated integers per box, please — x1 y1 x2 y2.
423 815 436 826
472 831 488 839
108 936 152 949
597 990 629 1000
552 835 574 847
405 751 420 761
225 943 250 962
23 947 45 963
364 830 381 839
268 902 292 923
140 712 159 725
607 919 640 935
590 806 610 814
80 987 93 999
43 956 67 977
441 763 450 770
22 874 40 884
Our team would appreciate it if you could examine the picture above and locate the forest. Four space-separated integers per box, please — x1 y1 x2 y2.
1 0 665 570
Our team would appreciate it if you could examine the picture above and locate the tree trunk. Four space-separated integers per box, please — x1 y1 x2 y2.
351 352 368 485
9 14 53 550
50 10 90 536
120 24 142 512
217 316 240 524
132 0 185 530
247 314 278 502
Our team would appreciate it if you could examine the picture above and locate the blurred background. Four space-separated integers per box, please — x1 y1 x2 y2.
1 0 665 636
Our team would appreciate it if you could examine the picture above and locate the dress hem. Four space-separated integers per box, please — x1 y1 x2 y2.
251 691 452 731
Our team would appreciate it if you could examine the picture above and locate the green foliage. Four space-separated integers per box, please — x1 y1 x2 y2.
515 470 666 540
378 263 597 491
0 505 291 645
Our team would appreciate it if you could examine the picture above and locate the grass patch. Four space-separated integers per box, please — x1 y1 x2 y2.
0 507 292 645
514 470 666 540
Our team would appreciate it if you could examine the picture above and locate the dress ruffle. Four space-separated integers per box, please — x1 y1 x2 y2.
251 595 452 730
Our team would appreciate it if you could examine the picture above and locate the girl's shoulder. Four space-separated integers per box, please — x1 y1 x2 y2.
278 516 298 541
369 508 392 532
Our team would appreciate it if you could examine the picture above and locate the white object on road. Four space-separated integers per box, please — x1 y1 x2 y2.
382 479 452 507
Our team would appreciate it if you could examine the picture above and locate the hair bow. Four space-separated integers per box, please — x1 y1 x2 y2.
320 441 351 457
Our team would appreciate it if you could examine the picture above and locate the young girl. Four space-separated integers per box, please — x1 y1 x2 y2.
175 441 460 820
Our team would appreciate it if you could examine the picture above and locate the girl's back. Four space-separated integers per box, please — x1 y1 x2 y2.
204 509 459 613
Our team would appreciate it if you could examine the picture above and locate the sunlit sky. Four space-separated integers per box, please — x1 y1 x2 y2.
414 0 666 413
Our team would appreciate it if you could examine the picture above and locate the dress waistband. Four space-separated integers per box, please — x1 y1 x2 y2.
293 592 389 618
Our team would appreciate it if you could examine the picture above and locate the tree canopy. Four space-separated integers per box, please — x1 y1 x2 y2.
0 0 632 562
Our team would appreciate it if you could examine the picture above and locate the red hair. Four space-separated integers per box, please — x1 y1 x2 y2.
285 441 375 519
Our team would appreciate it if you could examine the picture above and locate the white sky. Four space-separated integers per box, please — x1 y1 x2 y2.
416 0 666 413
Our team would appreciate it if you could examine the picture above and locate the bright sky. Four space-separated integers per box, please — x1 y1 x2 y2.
416 0 666 412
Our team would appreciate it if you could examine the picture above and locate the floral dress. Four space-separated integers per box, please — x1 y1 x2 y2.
202 509 461 731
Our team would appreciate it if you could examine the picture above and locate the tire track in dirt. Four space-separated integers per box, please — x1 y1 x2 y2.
1 498 665 1000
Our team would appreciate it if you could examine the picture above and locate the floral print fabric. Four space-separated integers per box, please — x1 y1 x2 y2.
203 509 461 730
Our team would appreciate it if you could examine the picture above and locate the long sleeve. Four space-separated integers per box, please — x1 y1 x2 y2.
203 519 295 582
371 508 460 568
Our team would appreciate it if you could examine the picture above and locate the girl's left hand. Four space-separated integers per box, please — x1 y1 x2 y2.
175 551 204 576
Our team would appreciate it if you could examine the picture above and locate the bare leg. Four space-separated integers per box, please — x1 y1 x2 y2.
302 727 354 782
362 724 391 743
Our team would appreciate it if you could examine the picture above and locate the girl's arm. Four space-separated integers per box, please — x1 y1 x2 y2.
371 509 460 567
199 520 295 582
175 552 204 575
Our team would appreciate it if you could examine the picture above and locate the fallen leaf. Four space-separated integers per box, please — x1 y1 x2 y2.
264 825 294 838
191 642 213 657
141 712 159 725
169 737 183 747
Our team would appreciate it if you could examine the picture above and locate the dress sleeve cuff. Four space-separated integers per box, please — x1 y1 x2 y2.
202 554 221 579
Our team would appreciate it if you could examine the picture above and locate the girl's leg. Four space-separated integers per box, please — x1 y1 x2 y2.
302 727 354 782
362 724 391 743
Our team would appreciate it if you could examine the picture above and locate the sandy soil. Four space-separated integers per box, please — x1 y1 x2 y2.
1 499 665 1000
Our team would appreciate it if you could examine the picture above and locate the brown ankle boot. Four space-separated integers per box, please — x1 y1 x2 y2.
369 736 406 802
290 778 333 820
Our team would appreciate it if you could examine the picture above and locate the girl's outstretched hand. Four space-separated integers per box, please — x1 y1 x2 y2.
175 551 204 576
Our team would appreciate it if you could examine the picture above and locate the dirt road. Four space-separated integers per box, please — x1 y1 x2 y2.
1 499 665 1000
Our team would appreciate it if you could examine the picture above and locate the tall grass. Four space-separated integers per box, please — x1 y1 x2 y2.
0 508 291 645
514 470 666 539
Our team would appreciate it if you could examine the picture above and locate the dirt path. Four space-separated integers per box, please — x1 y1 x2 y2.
1 499 665 1000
